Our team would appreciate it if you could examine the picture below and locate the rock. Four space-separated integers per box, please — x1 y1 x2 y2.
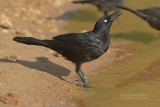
16 29 31 36
4 55 20 62
0 13 13 29
0 93 24 105
1 29 9 33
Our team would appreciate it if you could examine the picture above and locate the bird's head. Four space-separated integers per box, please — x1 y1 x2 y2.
93 11 122 33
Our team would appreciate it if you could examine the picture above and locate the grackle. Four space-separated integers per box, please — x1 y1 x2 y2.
117 5 160 32
13 11 122 88
72 0 126 15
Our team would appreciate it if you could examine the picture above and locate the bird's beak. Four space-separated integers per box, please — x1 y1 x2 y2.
110 11 122 21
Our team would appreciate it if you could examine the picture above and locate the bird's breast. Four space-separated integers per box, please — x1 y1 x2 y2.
87 39 110 60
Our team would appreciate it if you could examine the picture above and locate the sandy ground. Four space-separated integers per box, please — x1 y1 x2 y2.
0 0 123 107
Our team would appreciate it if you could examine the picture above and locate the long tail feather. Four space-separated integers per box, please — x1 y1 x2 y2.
13 37 51 48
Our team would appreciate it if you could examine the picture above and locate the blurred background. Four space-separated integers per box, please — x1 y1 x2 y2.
0 0 160 107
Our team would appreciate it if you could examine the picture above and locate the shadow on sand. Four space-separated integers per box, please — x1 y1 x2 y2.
0 57 71 81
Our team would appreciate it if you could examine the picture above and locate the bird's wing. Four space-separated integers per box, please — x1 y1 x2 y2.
138 7 160 18
52 33 85 45
49 33 89 54
50 32 104 62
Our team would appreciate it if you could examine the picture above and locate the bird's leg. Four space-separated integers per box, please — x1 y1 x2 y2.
76 69 90 83
75 63 92 88
79 69 88 82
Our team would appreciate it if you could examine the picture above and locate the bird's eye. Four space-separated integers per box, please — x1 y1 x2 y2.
104 20 108 23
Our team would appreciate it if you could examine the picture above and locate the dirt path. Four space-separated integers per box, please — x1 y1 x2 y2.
0 0 119 107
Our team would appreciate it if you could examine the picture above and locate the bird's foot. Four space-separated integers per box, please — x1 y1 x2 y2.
77 84 84 87
77 84 93 88
84 84 93 88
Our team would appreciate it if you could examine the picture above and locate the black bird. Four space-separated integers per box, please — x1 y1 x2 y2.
13 11 122 88
117 5 160 31
72 0 126 15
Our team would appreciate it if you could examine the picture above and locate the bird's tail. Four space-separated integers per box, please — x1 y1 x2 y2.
116 5 150 21
13 36 51 48
116 5 137 13
72 0 93 4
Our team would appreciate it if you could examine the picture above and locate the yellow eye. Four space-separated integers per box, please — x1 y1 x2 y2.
104 20 108 23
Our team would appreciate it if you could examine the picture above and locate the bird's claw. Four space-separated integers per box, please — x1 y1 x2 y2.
84 84 93 88
77 84 93 88
77 84 84 87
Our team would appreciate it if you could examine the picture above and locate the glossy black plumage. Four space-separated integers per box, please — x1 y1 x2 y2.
117 5 160 31
13 11 122 88
72 0 126 15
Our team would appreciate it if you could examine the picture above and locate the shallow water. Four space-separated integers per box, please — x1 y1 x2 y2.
65 0 160 106
79 33 160 107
